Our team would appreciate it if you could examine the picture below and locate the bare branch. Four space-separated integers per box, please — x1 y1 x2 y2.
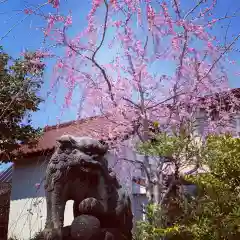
184 0 204 20
119 157 153 185
88 0 116 104
200 32 240 81
0 1 48 42
146 91 185 110
173 0 182 19
183 164 199 175
159 183 174 206
92 0 108 61
224 20 232 49
122 97 141 109
62 0 116 105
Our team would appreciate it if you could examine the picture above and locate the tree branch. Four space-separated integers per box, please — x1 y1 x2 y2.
62 0 116 105
0 2 48 42
122 97 141 109
159 178 176 206
200 32 240 81
184 0 204 20
89 0 116 104
119 157 153 185
146 91 185 110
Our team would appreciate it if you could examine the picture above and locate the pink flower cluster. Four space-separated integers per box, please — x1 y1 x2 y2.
24 8 33 15
88 0 103 18
65 14 72 26
35 183 41 190
49 0 60 8
37 0 238 143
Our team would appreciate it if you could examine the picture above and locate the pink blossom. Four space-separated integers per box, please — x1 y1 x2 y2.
57 61 64 69
45 15 56 36
188 47 195 53
110 0 119 9
194 25 208 40
24 8 33 15
211 19 217 24
38 0 238 158
93 0 102 7
176 19 185 27
35 183 41 189
113 21 122 28
161 1 169 18
65 15 72 26
135 40 144 56
171 36 181 50
29 60 45 67
49 0 60 8
88 0 103 18
110 0 117 4
147 4 155 22
35 50 53 58
207 41 214 50
65 91 73 107
229 60 236 65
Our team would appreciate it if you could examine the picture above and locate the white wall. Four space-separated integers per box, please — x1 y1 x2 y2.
8 157 47 239
8 156 78 239
8 145 147 239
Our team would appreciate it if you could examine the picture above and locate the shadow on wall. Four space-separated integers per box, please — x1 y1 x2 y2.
10 157 49 201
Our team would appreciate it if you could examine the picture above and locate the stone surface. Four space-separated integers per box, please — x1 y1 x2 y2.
71 215 101 240
78 197 104 217
43 135 133 240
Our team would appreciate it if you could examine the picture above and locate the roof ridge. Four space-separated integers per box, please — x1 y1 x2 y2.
43 115 106 132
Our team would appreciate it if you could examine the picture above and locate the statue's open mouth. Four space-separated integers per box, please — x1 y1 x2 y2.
79 166 96 173
78 160 101 174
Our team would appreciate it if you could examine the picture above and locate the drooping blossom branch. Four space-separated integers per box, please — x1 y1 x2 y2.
19 0 240 201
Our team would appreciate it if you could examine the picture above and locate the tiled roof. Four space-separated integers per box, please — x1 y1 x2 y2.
0 165 13 183
15 115 132 156
4 88 240 159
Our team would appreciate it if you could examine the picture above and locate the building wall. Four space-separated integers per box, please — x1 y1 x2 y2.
8 146 147 240
195 109 240 136
8 156 48 239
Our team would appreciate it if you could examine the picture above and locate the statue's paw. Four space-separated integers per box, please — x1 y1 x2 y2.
78 197 104 216
42 228 54 240
43 228 62 240
102 228 123 240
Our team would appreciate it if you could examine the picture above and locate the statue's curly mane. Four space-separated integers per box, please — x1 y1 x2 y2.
45 149 72 191
45 145 110 192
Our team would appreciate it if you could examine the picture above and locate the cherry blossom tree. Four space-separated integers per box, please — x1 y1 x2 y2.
21 0 240 202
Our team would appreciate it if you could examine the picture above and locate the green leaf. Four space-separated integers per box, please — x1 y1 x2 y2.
0 47 44 161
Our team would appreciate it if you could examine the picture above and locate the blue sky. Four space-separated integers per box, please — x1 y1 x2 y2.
0 0 93 129
0 162 12 172
1 0 240 170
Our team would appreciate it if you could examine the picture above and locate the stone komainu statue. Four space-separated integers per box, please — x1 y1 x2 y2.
43 135 133 240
